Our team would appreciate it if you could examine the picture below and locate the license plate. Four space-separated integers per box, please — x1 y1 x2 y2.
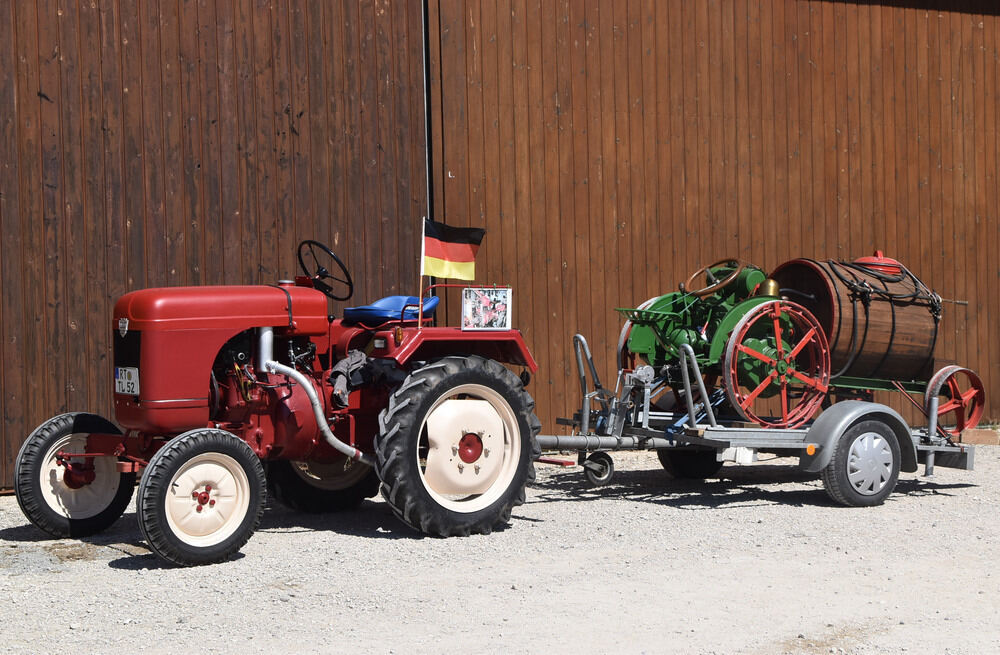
115 367 140 396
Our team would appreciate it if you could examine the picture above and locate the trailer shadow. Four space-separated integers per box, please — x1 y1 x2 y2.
527 464 977 510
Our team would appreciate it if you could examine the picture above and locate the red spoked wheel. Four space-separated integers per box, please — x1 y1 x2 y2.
723 300 831 428
924 366 985 437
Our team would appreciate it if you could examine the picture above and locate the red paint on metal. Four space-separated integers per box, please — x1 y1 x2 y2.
458 433 484 463
853 250 903 276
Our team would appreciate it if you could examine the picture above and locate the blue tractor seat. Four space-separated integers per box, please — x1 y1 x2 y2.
342 295 439 327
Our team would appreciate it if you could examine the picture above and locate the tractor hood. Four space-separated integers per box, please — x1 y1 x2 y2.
114 284 330 335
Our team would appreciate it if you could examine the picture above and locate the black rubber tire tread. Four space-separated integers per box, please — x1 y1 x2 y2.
375 355 541 537
657 449 725 479
136 429 266 566
266 460 380 513
14 412 136 538
821 420 901 507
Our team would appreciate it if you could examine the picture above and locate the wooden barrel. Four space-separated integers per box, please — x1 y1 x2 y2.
770 257 940 381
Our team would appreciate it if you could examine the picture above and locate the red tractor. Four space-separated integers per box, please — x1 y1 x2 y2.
15 241 541 565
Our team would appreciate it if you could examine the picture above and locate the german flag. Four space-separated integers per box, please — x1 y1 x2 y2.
421 218 485 281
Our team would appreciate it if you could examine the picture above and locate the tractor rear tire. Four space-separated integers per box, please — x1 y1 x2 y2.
137 429 265 566
375 356 541 536
657 449 724 479
267 459 380 513
14 413 136 538
821 420 901 507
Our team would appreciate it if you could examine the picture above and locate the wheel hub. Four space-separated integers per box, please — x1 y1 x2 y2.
190 485 216 513
458 433 484 463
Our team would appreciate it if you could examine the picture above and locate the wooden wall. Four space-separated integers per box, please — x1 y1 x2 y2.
0 0 428 487
427 0 1000 432
2 0 999 488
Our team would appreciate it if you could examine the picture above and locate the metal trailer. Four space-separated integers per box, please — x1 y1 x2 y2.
535 335 974 505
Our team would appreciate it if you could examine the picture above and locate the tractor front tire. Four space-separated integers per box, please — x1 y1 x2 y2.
137 429 265 566
657 449 724 479
267 459 380 513
14 413 136 538
375 356 541 536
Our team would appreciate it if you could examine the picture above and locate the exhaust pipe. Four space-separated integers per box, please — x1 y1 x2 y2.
259 329 374 466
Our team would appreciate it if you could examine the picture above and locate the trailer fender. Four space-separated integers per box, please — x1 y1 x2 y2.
799 401 917 474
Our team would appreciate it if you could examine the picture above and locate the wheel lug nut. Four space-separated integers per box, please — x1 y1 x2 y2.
192 491 199 498
209 499 215 507
484 448 490 458
457 463 464 472
452 446 459 456
205 485 212 492
474 464 480 474
196 505 203 513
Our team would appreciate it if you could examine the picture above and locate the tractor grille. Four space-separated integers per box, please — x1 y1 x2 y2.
114 330 141 368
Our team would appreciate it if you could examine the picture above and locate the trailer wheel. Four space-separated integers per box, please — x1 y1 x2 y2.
375 356 540 536
583 451 615 487
821 420 900 507
137 429 265 566
267 459 379 513
657 449 724 479
14 413 136 538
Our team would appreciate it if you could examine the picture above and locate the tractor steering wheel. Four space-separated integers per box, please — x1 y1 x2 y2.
681 258 747 298
297 240 354 301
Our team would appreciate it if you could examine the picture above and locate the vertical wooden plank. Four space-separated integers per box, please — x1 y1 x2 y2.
282 1 308 278
597 0 617 357
832 2 850 257
856 2 874 253
583 0 606 357
640 0 662 295
554 0 577 417
37 0 66 415
196 0 223 286
388 0 413 290
768 0 788 267
404 0 426 273
569 0 592 370
0 0 25 476
179 0 205 285
325 0 348 271
218 0 243 285
462 0 484 290
879 2 898 264
721 0 738 258
303 0 329 250
139 2 168 287
867 4 886 251
55 0 88 412
747 0 765 263
845 1 863 257
269 0 295 277
251 0 277 282
232 0 258 284
158 2 185 287
734 0 752 263
509 0 536 353
78 0 111 416
792 0 812 258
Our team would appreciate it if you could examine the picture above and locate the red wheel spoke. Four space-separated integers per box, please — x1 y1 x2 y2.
741 371 778 409
780 381 789 421
771 306 785 359
937 399 962 414
960 387 981 405
788 369 829 393
737 344 776 366
786 327 817 360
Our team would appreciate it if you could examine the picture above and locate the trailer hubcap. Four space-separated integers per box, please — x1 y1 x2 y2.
847 431 894 495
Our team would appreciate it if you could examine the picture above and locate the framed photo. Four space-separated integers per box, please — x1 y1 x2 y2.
461 287 512 330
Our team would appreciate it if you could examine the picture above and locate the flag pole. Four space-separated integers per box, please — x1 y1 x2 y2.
418 218 425 329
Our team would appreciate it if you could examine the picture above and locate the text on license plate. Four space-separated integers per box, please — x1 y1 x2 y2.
115 367 139 396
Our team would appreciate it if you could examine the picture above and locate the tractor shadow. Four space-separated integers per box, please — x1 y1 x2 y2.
528 462 977 510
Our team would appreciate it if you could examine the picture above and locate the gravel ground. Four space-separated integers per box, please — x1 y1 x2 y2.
1 446 997 654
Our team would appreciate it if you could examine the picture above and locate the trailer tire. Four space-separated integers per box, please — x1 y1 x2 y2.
657 449 724 479
267 459 379 513
821 420 900 507
14 413 135 538
375 356 540 536
137 429 265 566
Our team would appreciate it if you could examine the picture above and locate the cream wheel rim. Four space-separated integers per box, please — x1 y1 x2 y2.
39 434 121 519
418 383 521 513
164 452 251 547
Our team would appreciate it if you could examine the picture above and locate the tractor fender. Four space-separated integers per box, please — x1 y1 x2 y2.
799 400 917 473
